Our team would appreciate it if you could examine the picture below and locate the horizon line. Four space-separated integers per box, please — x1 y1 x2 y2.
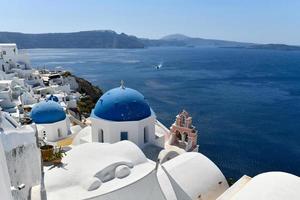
0 30 299 46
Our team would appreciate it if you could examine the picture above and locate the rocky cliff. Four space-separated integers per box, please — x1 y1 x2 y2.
62 71 103 116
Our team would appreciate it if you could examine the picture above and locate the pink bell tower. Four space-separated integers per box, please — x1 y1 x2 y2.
167 110 198 152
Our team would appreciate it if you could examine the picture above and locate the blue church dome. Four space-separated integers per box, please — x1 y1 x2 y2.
31 100 66 124
47 94 59 102
92 86 151 121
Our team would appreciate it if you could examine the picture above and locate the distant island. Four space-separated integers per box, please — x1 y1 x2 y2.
0 30 144 49
141 34 253 48
0 30 299 50
224 43 300 51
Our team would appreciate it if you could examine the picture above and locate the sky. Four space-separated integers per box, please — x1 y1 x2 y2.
1 0 300 45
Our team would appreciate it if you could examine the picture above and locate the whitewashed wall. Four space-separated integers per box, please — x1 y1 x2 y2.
37 119 70 142
0 139 13 200
91 115 156 148
0 128 41 200
0 45 18 62
5 143 41 200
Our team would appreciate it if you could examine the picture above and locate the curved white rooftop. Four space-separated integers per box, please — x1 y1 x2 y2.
159 152 229 200
45 141 156 200
43 141 230 200
230 172 300 200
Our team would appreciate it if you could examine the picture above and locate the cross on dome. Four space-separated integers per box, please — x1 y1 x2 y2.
120 80 125 89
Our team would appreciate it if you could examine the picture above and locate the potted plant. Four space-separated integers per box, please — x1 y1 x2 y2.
40 145 54 161
39 134 54 162
51 147 66 165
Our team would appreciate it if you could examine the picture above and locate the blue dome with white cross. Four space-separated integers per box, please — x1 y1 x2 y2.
92 86 151 122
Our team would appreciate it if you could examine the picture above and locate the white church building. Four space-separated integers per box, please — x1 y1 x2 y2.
30 100 71 142
90 84 159 148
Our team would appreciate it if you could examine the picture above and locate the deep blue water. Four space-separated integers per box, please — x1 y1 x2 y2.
27 47 300 179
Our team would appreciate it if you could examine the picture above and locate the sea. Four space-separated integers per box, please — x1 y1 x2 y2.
27 47 300 180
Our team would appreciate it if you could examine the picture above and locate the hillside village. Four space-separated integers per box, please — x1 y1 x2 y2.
0 43 299 200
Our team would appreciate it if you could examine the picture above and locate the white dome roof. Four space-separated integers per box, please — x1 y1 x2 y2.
230 172 300 200
159 152 229 200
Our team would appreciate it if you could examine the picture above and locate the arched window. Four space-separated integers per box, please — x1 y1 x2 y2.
183 132 188 142
98 129 104 143
175 130 182 140
181 115 186 127
57 128 62 138
144 127 149 143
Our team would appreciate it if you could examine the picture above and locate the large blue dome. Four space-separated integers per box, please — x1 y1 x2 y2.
31 100 66 124
92 87 151 121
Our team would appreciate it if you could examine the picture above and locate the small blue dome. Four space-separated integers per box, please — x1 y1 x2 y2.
92 87 151 121
47 95 59 102
31 100 66 124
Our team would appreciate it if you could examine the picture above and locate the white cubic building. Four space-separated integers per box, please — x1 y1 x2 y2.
91 85 156 148
0 43 30 69
0 44 18 62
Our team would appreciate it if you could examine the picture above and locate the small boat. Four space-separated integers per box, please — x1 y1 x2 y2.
155 63 163 70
